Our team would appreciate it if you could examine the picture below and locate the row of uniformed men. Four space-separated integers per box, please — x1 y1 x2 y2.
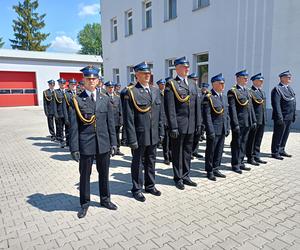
43 77 124 153
43 57 296 218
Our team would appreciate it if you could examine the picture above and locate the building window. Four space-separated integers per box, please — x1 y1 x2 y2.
195 53 209 87
125 10 133 36
166 59 176 78
165 0 177 21
127 66 135 83
111 18 118 42
194 0 210 10
143 1 152 29
113 68 120 83
148 63 154 85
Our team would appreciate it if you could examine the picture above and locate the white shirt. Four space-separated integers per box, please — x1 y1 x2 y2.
141 84 151 92
280 82 289 89
213 89 221 97
237 84 245 90
178 75 189 86
85 89 97 101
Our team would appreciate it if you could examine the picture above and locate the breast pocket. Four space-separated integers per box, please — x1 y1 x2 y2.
136 99 149 107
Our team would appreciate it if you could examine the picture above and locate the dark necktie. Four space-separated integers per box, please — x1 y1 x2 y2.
145 88 152 99
91 92 95 102
287 86 294 96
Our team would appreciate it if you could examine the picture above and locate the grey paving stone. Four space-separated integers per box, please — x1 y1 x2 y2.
0 107 299 250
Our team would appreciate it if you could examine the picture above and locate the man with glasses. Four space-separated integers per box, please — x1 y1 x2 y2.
69 65 118 218
271 71 296 160
227 70 256 174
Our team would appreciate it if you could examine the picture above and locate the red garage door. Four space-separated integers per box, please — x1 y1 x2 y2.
0 71 38 107
60 72 83 87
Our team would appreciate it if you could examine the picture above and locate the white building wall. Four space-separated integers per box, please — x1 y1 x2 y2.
269 0 300 110
102 0 299 128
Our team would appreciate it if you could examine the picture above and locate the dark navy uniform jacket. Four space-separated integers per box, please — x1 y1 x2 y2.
62 90 76 124
203 89 230 136
271 83 296 122
107 93 123 127
123 82 164 146
43 89 55 116
164 76 202 134
249 86 267 125
227 84 257 128
53 89 66 118
69 90 117 155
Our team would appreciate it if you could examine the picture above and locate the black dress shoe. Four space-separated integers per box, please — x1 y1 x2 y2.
145 187 161 196
232 167 242 174
183 179 197 187
116 151 125 156
247 159 260 166
213 170 226 178
175 181 185 190
240 165 251 171
164 160 170 165
60 141 66 148
254 158 267 164
133 192 146 202
77 206 89 219
280 152 292 157
101 201 118 210
272 154 284 160
192 152 204 159
207 172 216 181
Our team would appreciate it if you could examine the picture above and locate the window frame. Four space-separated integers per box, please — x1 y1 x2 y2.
144 0 152 30
127 66 136 83
165 58 177 78
113 68 120 83
125 9 133 37
164 0 177 22
193 0 210 11
194 52 209 86
111 17 118 42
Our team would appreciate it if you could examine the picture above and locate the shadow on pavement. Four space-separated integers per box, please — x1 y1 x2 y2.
27 136 52 141
26 193 93 212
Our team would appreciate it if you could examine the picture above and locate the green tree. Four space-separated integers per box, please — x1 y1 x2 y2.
10 0 50 51
0 37 4 48
77 23 102 55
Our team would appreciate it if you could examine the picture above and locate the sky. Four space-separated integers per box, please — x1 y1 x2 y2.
0 0 101 53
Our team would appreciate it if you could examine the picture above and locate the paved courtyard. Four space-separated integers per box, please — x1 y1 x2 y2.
0 107 299 250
